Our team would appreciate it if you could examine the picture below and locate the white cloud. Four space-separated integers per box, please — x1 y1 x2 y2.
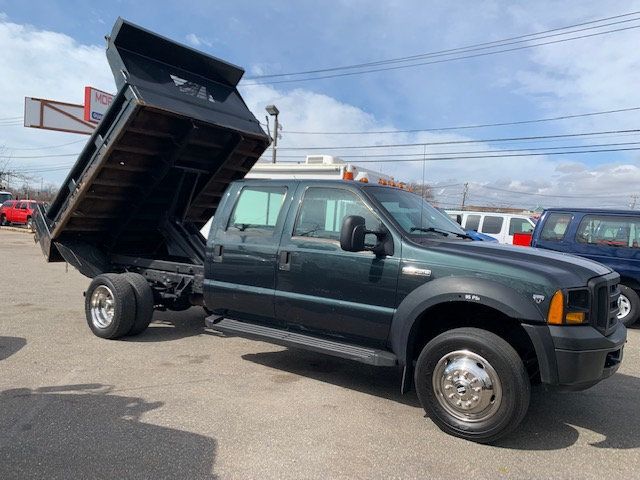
185 33 201 46
0 15 113 186
185 33 211 48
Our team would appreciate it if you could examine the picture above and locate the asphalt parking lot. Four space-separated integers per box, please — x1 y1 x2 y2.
0 229 639 480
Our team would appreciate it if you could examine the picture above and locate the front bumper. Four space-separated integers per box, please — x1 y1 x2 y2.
523 320 626 391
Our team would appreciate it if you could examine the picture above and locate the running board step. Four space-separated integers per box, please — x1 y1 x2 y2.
206 317 397 367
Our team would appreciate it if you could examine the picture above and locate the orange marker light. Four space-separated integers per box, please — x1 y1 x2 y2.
547 290 564 325
565 311 586 324
343 164 354 180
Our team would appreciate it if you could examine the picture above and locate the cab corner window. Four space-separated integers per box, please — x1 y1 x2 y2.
293 187 379 241
228 186 287 233
481 216 503 234
540 213 572 241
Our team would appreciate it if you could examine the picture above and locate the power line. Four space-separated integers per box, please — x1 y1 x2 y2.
474 184 640 199
272 146 640 163
272 129 640 151
0 153 78 159
5 139 86 151
246 10 640 80
244 24 640 85
264 141 640 160
278 106 640 135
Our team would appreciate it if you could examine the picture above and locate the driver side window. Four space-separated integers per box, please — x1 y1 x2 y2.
293 187 379 241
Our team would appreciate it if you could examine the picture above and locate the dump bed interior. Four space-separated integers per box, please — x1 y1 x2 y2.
37 18 270 274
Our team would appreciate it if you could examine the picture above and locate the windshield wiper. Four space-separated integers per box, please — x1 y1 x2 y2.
410 226 472 239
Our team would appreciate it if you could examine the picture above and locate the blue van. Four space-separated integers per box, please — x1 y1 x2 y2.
531 208 640 326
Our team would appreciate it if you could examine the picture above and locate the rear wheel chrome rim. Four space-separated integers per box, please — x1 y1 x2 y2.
432 350 502 423
90 285 115 329
618 294 631 320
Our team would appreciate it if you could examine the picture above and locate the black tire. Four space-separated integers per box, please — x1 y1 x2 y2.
85 273 136 339
414 327 530 444
123 272 155 336
0 215 6 226
618 285 640 327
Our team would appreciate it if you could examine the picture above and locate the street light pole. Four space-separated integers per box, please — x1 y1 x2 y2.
265 104 280 164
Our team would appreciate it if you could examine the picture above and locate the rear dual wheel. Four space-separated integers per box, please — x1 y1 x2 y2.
415 328 530 444
85 273 154 339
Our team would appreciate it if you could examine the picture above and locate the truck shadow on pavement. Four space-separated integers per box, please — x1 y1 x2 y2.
125 308 206 343
0 384 217 479
497 372 640 450
243 348 640 450
242 348 421 408
0 336 26 361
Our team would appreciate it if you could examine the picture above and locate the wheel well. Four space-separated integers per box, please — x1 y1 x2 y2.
408 302 540 383
619 276 640 292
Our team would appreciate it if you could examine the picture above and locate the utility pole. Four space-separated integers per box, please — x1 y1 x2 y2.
630 194 638 209
461 182 469 210
265 104 280 164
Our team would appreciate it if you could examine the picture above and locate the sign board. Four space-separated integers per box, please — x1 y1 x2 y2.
84 86 114 124
24 97 95 135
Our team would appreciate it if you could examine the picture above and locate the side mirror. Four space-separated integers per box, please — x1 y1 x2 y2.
340 215 393 257
340 215 366 252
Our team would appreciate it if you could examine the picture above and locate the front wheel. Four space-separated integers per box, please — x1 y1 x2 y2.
617 285 639 327
415 327 530 443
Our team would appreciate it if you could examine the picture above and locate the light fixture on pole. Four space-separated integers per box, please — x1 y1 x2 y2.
265 104 280 164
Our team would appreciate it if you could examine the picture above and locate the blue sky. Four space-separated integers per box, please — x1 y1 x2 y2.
1 1 640 208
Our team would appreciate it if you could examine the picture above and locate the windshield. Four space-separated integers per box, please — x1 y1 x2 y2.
365 186 467 238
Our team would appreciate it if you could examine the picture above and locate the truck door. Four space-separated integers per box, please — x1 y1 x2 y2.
205 183 292 324
275 186 400 347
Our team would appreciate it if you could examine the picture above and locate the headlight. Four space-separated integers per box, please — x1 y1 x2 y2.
547 288 590 325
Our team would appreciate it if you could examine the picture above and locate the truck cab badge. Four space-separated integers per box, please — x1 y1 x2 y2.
533 294 545 304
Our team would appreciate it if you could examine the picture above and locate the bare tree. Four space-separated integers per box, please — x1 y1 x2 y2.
407 182 434 201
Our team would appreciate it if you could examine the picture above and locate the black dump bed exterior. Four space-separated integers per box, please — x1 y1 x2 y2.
35 18 270 275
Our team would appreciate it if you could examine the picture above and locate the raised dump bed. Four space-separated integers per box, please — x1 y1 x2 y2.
35 18 270 278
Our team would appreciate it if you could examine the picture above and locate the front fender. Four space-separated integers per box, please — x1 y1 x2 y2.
389 276 545 365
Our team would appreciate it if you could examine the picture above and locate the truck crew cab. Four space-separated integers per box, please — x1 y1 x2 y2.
34 18 626 443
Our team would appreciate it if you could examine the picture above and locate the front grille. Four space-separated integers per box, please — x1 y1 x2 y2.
589 274 620 335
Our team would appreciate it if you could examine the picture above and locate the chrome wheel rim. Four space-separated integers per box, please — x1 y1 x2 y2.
618 294 631 320
432 350 502 423
90 285 115 329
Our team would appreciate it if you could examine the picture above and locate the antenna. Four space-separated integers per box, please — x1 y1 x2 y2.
420 144 427 228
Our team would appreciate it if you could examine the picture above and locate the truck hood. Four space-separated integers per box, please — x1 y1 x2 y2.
414 239 612 288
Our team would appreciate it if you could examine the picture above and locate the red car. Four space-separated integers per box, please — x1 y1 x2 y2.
0 200 38 229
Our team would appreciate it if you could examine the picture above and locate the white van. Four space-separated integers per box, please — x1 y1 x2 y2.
446 210 536 244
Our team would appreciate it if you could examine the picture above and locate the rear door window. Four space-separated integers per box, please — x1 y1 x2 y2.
540 213 572 241
576 215 640 248
509 218 534 235
464 215 480 231
481 216 503 234
227 186 287 233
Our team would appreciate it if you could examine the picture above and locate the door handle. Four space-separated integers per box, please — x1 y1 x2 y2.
212 244 223 263
278 251 291 271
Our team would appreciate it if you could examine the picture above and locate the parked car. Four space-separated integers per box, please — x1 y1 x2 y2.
447 210 536 244
0 200 38 229
0 191 12 204
436 208 498 242
531 208 640 326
